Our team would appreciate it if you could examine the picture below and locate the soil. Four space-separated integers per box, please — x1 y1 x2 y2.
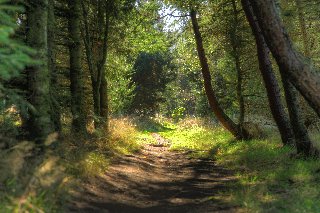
68 134 240 213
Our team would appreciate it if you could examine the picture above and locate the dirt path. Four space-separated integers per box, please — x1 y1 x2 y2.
68 134 240 213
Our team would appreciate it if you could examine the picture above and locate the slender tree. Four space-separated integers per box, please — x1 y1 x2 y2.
281 75 312 155
243 0 312 155
230 0 245 138
48 0 61 131
26 0 55 142
249 0 320 117
68 0 87 133
241 0 295 146
190 9 249 140
81 0 110 128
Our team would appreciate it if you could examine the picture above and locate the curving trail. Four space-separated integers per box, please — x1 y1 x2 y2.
68 134 240 213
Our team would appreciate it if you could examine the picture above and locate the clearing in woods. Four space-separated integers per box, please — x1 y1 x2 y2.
68 133 240 213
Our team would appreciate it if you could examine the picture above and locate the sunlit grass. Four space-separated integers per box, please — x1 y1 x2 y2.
159 118 232 158
153 118 320 212
63 117 145 179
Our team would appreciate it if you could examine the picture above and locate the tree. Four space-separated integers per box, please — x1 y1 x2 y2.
68 0 87 133
0 2 32 106
48 0 61 131
81 0 112 128
241 0 295 146
0 1 34 141
249 0 320 117
243 0 312 155
129 51 174 116
229 0 246 137
25 0 55 142
281 75 312 155
190 9 250 140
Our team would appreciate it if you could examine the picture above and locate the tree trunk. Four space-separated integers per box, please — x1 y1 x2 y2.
281 73 312 156
249 0 320 117
48 0 61 132
242 0 295 146
26 0 55 142
100 75 108 130
68 0 87 133
230 0 245 138
81 0 110 129
93 83 101 117
190 9 247 140
98 3 110 127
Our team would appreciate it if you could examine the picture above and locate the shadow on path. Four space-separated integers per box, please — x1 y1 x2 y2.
68 136 240 213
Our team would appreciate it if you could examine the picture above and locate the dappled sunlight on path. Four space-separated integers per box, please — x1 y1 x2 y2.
68 135 240 213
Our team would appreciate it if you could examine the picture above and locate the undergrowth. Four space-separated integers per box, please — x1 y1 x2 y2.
0 117 147 212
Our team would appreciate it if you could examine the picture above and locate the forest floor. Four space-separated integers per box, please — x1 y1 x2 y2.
67 133 240 213
2 118 320 212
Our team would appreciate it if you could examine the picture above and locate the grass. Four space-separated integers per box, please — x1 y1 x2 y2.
153 118 320 213
1 116 320 212
0 117 147 212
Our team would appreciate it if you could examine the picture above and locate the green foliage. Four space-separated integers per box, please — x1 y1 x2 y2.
0 2 33 81
0 106 20 139
161 26 211 117
107 0 173 116
129 51 175 116
171 106 186 122
108 55 135 115
0 1 34 131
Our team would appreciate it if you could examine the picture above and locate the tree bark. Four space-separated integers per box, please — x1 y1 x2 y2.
68 0 87 133
100 75 108 130
81 0 110 128
190 9 247 140
242 0 295 146
281 73 312 155
26 0 55 142
48 0 61 132
230 0 245 138
249 0 320 117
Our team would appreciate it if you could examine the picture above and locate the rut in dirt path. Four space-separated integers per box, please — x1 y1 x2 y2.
68 133 240 213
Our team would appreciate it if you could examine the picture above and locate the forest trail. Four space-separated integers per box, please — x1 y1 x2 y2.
68 134 240 213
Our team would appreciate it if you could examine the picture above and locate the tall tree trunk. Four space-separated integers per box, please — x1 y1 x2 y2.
48 0 61 132
190 9 247 140
68 0 87 133
249 0 320 117
26 0 55 142
81 0 110 128
100 75 108 130
242 0 295 146
230 0 245 138
98 3 111 127
281 73 312 155
92 83 101 116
